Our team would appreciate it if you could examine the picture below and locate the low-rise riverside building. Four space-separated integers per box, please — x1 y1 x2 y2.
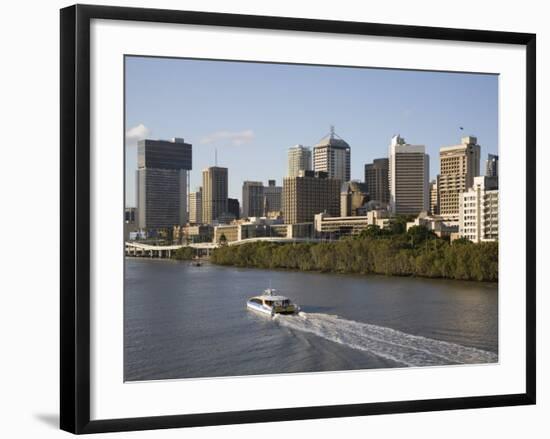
266 224 290 238
314 210 390 239
213 220 314 243
459 176 499 243
244 216 284 226
287 223 314 239
406 214 459 239
213 224 239 243
257 223 313 239
238 224 268 240
180 224 213 243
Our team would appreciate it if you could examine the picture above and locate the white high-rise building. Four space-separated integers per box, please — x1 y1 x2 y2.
388 135 430 215
313 126 351 182
459 176 499 243
288 145 312 177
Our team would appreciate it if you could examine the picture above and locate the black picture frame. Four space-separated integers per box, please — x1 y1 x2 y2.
60 4 536 434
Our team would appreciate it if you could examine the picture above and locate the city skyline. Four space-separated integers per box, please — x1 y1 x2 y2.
125 56 498 207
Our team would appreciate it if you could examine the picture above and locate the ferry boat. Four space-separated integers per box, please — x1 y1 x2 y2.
246 288 300 316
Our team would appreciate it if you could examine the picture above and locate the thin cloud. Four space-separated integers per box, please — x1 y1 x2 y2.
200 129 255 146
126 123 150 143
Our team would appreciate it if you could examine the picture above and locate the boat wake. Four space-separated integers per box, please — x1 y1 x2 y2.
273 312 497 367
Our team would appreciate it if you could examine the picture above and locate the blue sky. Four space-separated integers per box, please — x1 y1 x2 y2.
125 56 498 206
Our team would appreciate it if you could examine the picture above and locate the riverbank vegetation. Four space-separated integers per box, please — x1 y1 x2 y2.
172 246 195 260
210 225 498 282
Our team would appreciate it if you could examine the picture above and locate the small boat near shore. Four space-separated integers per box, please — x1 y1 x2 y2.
246 288 300 316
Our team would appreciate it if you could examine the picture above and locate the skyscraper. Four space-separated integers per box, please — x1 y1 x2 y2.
364 158 389 204
136 137 192 230
288 145 312 177
282 170 341 224
263 179 282 214
313 126 351 182
439 136 481 220
485 153 499 177
188 187 202 224
242 181 264 218
388 135 429 216
340 181 369 217
202 166 228 224
228 198 240 220
429 176 440 216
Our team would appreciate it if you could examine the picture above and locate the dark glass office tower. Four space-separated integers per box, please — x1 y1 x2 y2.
136 138 192 230
485 153 499 177
364 158 390 204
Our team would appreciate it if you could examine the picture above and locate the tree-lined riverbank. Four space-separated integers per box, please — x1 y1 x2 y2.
210 226 498 282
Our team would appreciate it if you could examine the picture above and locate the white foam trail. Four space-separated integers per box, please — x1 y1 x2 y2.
275 312 497 367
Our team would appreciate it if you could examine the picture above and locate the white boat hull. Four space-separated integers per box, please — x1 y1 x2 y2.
246 301 274 316
246 301 299 316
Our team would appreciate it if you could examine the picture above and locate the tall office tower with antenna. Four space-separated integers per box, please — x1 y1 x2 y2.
313 126 351 182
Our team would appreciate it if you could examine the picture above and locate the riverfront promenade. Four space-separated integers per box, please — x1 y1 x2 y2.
125 237 323 258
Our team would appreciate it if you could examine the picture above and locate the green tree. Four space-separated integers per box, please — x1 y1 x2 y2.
219 233 228 246
387 215 414 235
172 246 195 260
358 224 385 238
209 234 498 282
407 225 436 247
452 237 472 245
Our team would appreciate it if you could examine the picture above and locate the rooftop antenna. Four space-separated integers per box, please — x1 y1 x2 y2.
330 125 335 138
215 148 218 166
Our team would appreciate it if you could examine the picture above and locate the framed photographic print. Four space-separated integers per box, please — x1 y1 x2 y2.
60 4 536 434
